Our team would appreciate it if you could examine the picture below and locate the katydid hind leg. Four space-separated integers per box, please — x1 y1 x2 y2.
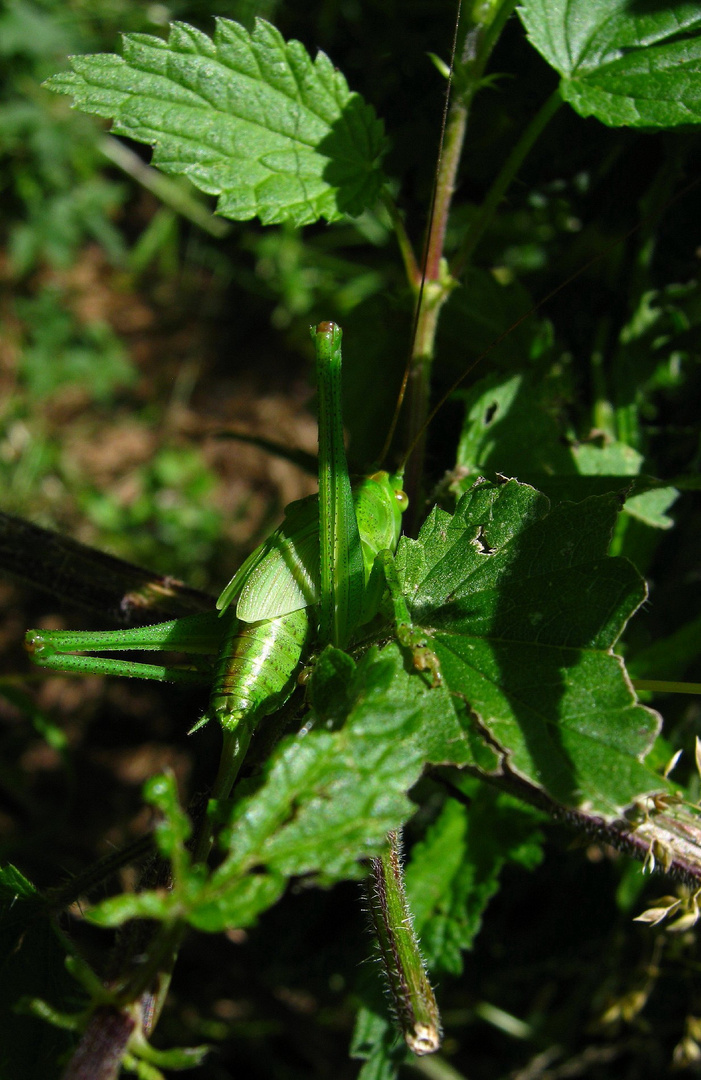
24 614 220 685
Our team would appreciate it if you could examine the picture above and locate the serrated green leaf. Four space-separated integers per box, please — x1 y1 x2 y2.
215 647 429 884
44 18 386 226
323 641 495 771
405 786 545 975
396 479 664 817
88 646 475 935
518 0 701 127
194 643 476 926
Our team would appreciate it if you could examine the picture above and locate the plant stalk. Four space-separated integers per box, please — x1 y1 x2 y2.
366 830 441 1055
400 0 524 527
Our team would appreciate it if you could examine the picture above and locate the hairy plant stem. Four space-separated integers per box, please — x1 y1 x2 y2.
62 1007 136 1080
366 830 441 1055
402 96 466 530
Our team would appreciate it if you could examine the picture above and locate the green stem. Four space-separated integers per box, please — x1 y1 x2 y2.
424 98 469 287
400 2 546 523
477 0 521 69
402 95 467 524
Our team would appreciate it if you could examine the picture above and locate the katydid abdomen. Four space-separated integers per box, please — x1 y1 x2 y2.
207 609 310 733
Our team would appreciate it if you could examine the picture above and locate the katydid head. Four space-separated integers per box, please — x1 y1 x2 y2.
356 470 408 557
352 469 409 629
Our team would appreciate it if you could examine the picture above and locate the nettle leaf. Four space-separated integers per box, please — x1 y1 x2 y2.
456 372 575 481
44 18 386 226
571 442 678 530
396 478 664 818
215 648 429 881
519 0 701 127
404 784 545 975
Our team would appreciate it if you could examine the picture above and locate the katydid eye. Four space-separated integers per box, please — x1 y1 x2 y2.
395 489 409 510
